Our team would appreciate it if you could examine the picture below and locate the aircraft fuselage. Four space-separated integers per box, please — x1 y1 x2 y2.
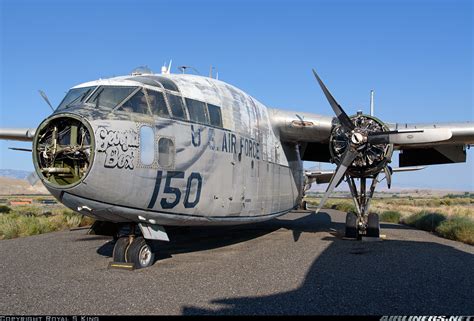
35 73 304 226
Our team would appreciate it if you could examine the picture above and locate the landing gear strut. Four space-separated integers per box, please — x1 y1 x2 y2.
112 225 156 269
344 174 381 239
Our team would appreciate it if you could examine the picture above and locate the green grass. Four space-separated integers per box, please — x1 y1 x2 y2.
379 210 401 223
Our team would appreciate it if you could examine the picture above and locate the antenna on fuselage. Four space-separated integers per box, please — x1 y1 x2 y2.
178 66 201 75
209 65 219 79
161 60 172 74
370 90 375 116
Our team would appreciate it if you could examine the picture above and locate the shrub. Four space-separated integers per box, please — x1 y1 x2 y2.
380 211 401 223
403 211 447 232
0 216 20 239
333 202 356 213
0 205 12 214
0 210 94 240
436 216 474 245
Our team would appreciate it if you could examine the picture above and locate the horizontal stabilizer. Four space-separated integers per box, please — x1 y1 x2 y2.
305 165 426 185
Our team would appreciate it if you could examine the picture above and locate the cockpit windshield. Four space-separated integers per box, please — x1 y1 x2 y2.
86 86 137 109
56 86 97 111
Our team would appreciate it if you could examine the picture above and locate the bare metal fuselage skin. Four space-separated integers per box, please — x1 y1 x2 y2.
38 74 305 226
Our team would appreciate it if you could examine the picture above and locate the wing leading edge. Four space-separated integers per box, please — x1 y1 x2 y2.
0 128 36 142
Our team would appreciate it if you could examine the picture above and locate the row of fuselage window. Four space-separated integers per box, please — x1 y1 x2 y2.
118 87 224 128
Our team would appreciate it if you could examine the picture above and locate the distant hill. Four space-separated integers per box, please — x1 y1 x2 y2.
0 169 49 195
0 169 32 180
0 177 48 195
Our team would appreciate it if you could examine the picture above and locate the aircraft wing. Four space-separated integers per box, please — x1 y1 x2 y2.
388 122 474 167
0 128 36 142
270 108 474 167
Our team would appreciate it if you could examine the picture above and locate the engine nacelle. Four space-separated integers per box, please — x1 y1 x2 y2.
329 114 393 177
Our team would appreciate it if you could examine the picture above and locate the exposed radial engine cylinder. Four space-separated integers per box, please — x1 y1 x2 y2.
329 115 393 177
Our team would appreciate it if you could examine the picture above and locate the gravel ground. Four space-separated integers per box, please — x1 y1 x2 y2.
1 209 473 315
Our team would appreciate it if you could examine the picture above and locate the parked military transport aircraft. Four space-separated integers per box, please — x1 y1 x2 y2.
1 65 473 268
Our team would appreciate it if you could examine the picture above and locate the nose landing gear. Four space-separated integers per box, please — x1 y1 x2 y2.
344 175 381 240
112 227 156 269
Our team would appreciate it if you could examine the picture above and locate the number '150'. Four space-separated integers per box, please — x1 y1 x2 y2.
147 171 202 210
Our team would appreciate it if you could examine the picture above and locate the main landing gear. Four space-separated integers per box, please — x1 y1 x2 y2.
344 175 381 239
112 226 156 269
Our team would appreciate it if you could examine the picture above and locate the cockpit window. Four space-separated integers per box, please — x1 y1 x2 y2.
57 86 96 111
185 98 209 124
117 89 150 114
86 86 137 109
146 89 170 118
207 104 223 127
147 76 180 92
166 94 187 120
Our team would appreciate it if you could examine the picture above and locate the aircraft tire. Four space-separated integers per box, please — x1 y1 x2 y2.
366 213 380 238
345 212 358 238
113 237 130 262
126 236 155 269
302 201 308 210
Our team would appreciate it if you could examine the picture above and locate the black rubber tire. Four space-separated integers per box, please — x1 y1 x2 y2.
345 212 358 238
367 213 380 238
126 236 155 269
113 237 130 262
302 200 308 210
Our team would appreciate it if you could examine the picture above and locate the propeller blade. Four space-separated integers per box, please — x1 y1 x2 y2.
38 90 55 112
8 147 32 152
315 148 358 213
27 171 40 186
383 166 392 189
312 69 355 131
367 128 452 145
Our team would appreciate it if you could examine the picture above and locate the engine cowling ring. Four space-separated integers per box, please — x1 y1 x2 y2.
329 114 393 177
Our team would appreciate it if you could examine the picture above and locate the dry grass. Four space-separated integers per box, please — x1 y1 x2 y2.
305 195 474 245
0 205 94 240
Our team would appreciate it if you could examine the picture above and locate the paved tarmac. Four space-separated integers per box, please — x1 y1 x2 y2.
1 209 473 315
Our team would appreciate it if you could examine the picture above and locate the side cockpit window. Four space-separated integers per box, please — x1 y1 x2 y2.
167 94 187 120
118 89 149 114
207 104 223 127
185 98 209 125
57 86 97 111
158 137 175 168
147 90 169 118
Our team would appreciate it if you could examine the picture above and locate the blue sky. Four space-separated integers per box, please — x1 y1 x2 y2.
0 0 472 190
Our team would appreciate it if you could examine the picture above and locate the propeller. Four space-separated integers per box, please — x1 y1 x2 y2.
312 69 355 131
315 147 358 213
38 90 55 112
312 69 452 146
8 147 32 152
383 166 392 189
311 69 453 213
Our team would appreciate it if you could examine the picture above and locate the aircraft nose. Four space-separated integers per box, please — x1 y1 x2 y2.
33 113 95 188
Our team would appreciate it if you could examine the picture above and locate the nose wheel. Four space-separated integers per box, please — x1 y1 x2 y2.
344 175 381 239
112 235 156 269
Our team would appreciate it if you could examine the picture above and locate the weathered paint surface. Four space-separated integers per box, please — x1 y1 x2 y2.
42 74 301 225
